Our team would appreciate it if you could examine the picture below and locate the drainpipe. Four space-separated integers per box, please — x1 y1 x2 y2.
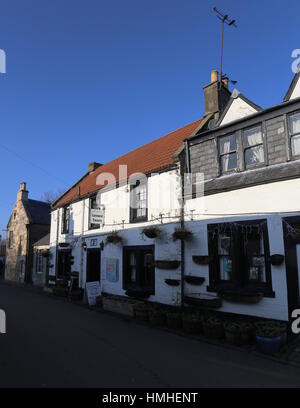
80 199 85 288
180 146 188 310
54 208 60 284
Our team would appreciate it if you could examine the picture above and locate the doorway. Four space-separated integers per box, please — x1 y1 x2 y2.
86 249 101 283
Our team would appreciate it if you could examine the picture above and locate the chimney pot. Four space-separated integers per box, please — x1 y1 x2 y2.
211 70 219 83
17 182 28 201
20 182 26 191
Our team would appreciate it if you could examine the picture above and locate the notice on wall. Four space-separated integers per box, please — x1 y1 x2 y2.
105 258 119 283
85 281 101 306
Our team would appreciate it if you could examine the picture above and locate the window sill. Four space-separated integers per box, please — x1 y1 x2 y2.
207 285 275 299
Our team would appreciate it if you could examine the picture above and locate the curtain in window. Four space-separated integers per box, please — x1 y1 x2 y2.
222 139 231 172
244 127 264 163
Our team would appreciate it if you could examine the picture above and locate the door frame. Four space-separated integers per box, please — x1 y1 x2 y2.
86 248 101 284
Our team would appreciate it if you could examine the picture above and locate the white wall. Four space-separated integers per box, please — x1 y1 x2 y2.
220 97 259 126
49 171 300 321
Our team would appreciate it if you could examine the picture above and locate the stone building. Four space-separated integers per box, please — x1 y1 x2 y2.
5 183 51 283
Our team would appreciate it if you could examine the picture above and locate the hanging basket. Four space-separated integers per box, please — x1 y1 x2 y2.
125 289 151 299
192 255 211 265
141 227 161 239
172 228 193 242
165 279 180 286
184 276 205 285
154 260 180 270
184 295 222 309
269 254 284 266
105 233 123 245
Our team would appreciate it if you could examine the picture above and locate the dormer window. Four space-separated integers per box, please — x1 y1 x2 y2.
219 134 237 174
243 125 264 168
61 206 70 234
288 112 300 157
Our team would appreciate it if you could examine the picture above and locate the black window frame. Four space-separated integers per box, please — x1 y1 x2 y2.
218 133 238 175
242 124 265 169
61 206 70 235
89 194 101 230
123 245 155 294
130 179 148 223
207 219 274 297
288 111 300 159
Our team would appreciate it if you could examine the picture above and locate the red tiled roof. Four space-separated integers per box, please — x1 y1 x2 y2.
54 118 202 208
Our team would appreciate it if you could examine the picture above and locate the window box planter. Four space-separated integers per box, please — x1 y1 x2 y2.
182 313 203 334
172 228 193 242
149 309 166 327
59 242 70 248
166 311 182 330
224 321 253 345
192 255 211 265
202 316 224 339
165 279 180 287
102 296 138 317
269 254 284 266
141 227 160 239
218 289 263 304
184 276 205 285
154 260 180 270
184 295 222 309
105 233 123 245
125 289 151 299
133 304 149 322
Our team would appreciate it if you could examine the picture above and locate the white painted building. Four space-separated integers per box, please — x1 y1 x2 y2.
49 70 300 322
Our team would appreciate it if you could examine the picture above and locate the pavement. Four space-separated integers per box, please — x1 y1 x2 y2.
1 281 300 388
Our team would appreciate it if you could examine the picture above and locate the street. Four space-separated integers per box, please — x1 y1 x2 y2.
0 282 300 388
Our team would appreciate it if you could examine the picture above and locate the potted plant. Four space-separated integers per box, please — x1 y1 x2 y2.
141 226 161 239
133 303 149 322
255 320 287 346
172 227 193 242
166 311 182 330
202 315 224 339
182 312 202 334
192 255 211 265
106 232 123 245
224 321 253 345
255 321 283 354
149 308 166 327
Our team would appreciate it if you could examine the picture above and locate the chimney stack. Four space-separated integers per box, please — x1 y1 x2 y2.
88 162 102 174
17 182 28 201
203 70 231 118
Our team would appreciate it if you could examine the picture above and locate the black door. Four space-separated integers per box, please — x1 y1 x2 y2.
57 249 72 283
283 217 300 316
86 249 101 283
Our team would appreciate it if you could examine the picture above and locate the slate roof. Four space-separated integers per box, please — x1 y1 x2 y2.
23 199 51 225
54 118 203 208
33 233 50 247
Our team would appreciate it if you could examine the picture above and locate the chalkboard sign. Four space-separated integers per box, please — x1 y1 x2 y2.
85 281 101 306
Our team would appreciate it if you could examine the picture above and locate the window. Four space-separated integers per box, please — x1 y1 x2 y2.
130 180 147 222
89 195 101 230
219 134 237 174
123 246 155 294
243 125 264 168
61 207 70 234
208 220 273 296
8 231 13 249
36 251 44 274
288 112 300 156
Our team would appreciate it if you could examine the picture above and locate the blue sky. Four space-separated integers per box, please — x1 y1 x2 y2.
0 0 299 236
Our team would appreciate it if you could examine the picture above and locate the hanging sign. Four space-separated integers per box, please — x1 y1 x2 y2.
90 205 105 226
